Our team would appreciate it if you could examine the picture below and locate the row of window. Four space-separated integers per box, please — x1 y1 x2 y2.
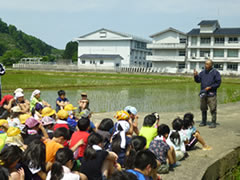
191 37 239 45
191 49 239 58
134 41 147 50
81 60 104 64
189 62 238 71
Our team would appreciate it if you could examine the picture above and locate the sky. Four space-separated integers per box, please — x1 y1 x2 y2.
0 0 240 49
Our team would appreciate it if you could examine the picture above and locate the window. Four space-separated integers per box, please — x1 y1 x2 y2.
191 37 197 45
100 32 107 38
180 38 187 44
214 37 225 44
228 49 238 57
199 63 205 70
178 63 185 69
135 56 137 59
228 37 238 43
139 62 141 65
200 37 211 44
100 60 104 64
81 60 85 64
93 60 95 64
200 50 210 57
227 63 238 71
190 62 196 70
213 49 224 57
90 60 92 64
191 49 197 58
214 63 223 71
115 63 119 67
178 51 186 56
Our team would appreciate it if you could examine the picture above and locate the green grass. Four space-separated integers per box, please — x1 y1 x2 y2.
2 69 240 104
2 69 193 90
223 163 240 180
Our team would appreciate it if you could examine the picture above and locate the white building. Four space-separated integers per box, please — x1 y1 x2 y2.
187 20 240 75
146 27 187 73
74 28 152 70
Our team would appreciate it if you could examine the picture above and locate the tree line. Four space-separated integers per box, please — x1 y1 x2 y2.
0 18 78 66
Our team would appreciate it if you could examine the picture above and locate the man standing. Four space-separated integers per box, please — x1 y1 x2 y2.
194 59 221 128
0 63 5 100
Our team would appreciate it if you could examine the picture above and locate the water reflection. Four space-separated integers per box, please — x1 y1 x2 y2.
6 84 231 113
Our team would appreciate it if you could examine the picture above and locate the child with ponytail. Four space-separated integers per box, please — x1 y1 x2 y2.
80 132 118 180
47 148 87 180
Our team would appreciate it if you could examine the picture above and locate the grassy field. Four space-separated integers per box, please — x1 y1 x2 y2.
2 69 193 90
2 69 240 103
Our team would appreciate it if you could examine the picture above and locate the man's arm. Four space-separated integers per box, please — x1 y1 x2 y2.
194 69 201 83
210 71 222 90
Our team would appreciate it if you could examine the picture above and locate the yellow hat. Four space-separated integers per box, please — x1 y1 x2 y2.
19 114 31 124
42 107 56 117
115 110 130 121
0 120 8 127
7 127 21 137
64 104 77 111
81 92 87 96
57 110 69 119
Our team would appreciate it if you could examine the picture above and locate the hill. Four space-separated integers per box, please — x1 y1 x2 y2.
0 18 63 66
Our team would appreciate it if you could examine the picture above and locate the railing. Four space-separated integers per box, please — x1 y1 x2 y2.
147 43 186 49
146 55 185 62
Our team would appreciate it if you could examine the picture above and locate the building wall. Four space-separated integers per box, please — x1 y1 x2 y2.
78 59 121 70
78 40 131 67
200 25 217 34
153 49 178 56
152 61 179 73
152 31 187 44
82 31 126 39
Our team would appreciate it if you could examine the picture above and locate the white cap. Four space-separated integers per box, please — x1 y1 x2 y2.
15 92 24 99
14 88 24 94
124 106 137 115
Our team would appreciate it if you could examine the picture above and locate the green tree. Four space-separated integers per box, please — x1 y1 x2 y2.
0 43 7 56
0 18 8 33
63 41 78 60
0 49 25 66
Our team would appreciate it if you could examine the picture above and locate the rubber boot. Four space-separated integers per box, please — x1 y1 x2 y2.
199 111 207 127
209 112 217 128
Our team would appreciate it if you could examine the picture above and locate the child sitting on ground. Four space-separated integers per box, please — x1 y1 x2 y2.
64 104 78 133
166 118 188 161
80 132 118 179
124 136 147 169
149 124 179 174
69 117 90 161
96 118 114 150
56 90 69 112
139 113 160 148
30 89 50 111
46 148 87 180
78 92 90 113
54 109 69 131
183 113 212 151
126 150 157 180
21 117 49 145
41 116 55 139
111 112 132 167
80 109 96 133
124 106 139 135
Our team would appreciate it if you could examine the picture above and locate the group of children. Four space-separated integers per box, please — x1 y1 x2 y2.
0 88 212 180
